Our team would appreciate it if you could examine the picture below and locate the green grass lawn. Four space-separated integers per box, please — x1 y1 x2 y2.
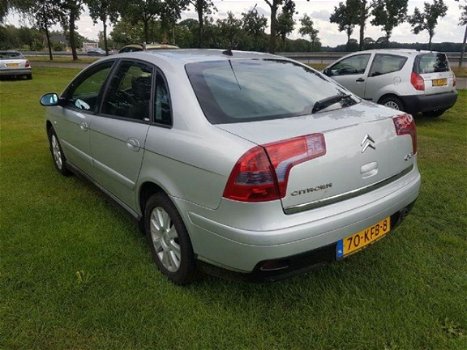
1 68 466 350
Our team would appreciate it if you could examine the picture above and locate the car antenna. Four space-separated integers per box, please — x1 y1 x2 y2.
222 48 233 56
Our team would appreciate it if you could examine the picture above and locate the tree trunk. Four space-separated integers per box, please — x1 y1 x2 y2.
460 25 467 68
428 34 432 51
359 0 366 51
197 5 203 47
44 25 53 61
69 10 78 61
103 21 108 55
269 4 278 53
143 19 149 44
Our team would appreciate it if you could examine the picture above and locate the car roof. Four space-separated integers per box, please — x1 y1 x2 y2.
134 49 281 64
355 49 442 56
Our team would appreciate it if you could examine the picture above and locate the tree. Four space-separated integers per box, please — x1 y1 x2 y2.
458 0 467 68
121 0 162 44
408 0 447 50
61 0 84 61
1 0 10 22
299 14 320 51
216 11 242 49
189 0 216 47
276 0 296 45
371 0 408 41
241 5 268 51
159 0 189 44
11 0 63 60
329 0 359 47
86 0 119 55
263 0 309 53
356 0 371 50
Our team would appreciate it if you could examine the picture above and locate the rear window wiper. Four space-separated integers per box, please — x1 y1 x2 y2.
312 94 353 113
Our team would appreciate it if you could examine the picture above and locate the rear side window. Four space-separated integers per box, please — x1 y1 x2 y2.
369 54 407 77
415 53 449 74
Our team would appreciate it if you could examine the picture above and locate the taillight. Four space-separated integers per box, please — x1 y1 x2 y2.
453 75 456 87
25 60 30 68
410 72 424 91
223 134 326 202
393 114 417 154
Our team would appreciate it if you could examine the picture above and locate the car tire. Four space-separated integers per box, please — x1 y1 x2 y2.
47 127 71 176
27 74 32 80
379 96 404 111
144 192 196 285
423 109 445 118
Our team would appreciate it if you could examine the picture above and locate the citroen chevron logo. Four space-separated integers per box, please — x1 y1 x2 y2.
361 134 376 153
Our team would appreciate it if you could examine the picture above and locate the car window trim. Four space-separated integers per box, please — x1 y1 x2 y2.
61 59 117 115
368 53 408 78
152 68 174 129
96 58 155 125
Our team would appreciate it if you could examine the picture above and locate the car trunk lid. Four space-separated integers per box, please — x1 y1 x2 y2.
415 53 455 95
218 102 415 213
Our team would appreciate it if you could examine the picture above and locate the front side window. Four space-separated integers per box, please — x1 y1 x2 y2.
101 60 153 121
330 54 371 76
65 61 114 111
369 54 407 77
186 59 358 124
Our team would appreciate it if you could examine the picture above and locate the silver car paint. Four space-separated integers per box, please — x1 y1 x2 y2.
46 50 421 273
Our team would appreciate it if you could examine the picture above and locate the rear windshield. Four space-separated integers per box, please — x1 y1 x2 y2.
185 59 356 124
415 53 449 74
0 51 23 59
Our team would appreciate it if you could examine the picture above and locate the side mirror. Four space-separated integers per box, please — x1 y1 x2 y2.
40 93 59 106
323 68 332 77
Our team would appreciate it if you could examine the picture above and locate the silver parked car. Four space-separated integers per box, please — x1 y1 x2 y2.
323 49 457 117
40 50 420 284
0 50 32 79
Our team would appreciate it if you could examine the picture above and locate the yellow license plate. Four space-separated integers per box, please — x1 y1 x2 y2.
432 78 447 87
6 63 19 67
337 217 391 258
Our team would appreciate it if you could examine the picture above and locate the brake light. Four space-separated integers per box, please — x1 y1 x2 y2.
223 134 326 202
25 60 30 68
410 72 424 91
393 114 417 154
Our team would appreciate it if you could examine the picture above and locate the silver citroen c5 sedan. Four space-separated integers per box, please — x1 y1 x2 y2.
40 49 420 284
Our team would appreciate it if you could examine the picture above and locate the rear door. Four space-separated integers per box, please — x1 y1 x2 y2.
88 60 153 208
326 53 372 97
364 54 408 101
415 53 455 95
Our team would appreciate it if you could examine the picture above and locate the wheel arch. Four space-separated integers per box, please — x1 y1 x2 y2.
377 93 404 107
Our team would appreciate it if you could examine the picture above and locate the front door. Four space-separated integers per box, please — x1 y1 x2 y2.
57 61 114 175
327 53 372 97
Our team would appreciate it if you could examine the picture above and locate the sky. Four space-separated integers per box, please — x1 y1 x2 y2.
5 0 466 47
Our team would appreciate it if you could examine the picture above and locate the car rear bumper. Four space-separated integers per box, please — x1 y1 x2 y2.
0 68 31 76
177 165 421 273
400 90 457 114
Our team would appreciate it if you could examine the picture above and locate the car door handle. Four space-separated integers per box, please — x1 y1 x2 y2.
356 78 365 83
126 138 141 151
80 121 89 131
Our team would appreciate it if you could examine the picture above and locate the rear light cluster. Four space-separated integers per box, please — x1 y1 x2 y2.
223 134 326 202
393 114 417 154
25 60 30 68
410 72 424 91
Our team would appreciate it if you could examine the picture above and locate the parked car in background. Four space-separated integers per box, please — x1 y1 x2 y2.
323 49 457 117
0 50 32 80
40 50 420 284
86 48 107 56
118 43 179 53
